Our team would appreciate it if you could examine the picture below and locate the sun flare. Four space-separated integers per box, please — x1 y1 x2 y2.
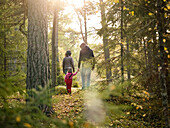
67 0 85 9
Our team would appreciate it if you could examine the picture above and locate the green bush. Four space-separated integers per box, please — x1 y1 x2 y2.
56 74 65 86
55 86 67 95
72 81 80 88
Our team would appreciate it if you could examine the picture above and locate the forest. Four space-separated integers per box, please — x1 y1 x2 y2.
0 0 169 127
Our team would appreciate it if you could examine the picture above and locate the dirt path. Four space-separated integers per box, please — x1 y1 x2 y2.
52 89 84 121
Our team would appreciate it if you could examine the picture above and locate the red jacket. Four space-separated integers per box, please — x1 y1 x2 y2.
64 72 78 82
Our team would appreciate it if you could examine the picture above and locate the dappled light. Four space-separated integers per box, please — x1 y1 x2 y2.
0 0 169 128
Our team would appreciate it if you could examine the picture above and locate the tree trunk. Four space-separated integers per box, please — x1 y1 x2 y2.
125 22 130 80
56 7 60 76
51 5 57 89
147 40 152 74
126 38 130 80
27 0 52 116
84 0 87 44
100 0 112 82
120 0 124 82
3 32 7 79
157 0 169 127
143 38 148 69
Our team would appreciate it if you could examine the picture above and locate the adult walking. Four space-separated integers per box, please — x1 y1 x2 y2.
62 51 75 74
78 43 95 89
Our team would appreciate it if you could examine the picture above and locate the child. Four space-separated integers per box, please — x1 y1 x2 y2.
64 67 79 94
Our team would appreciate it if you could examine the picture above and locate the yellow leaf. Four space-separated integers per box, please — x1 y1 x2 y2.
123 6 126 10
16 116 21 123
148 12 153 16
163 0 166 2
148 40 152 43
164 47 167 51
136 106 139 110
164 8 168 11
23 123 32 128
114 0 119 3
148 28 152 31
126 112 130 115
110 85 116 91
143 114 146 117
167 4 170 10
148 1 150 3
158 64 160 67
168 55 170 58
126 8 129 10
164 13 167 18
69 121 74 128
84 122 90 128
131 11 134 16
163 39 166 43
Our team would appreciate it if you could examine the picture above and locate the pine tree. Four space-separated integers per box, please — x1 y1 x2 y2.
26 0 52 116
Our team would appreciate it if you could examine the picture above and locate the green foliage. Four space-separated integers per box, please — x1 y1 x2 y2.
72 81 80 88
0 91 69 128
56 74 65 86
55 86 68 95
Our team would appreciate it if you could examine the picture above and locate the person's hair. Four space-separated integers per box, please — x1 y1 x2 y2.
66 51 71 57
80 43 86 49
67 67 72 73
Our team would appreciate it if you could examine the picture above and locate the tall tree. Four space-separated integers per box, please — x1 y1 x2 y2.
120 0 124 82
99 0 112 82
84 0 87 44
51 0 60 89
26 0 52 115
157 0 169 127
51 3 57 89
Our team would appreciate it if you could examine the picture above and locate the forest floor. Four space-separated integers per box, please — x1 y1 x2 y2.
52 86 107 127
52 88 84 122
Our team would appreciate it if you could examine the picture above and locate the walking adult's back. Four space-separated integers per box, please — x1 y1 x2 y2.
62 51 75 74
78 43 95 89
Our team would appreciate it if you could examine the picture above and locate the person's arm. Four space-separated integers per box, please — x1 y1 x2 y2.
72 72 78 76
71 57 75 72
91 50 95 70
78 51 82 68
62 58 65 73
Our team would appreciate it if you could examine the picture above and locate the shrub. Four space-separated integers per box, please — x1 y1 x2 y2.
72 81 80 88
56 74 65 86
55 86 67 95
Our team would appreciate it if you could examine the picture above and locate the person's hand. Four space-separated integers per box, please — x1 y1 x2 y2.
77 68 80 72
92 66 94 70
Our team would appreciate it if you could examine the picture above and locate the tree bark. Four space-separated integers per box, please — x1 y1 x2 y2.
126 38 130 80
51 5 57 89
143 38 148 69
52 3 60 88
120 0 124 82
56 7 60 76
27 0 52 116
100 0 112 82
157 0 169 127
